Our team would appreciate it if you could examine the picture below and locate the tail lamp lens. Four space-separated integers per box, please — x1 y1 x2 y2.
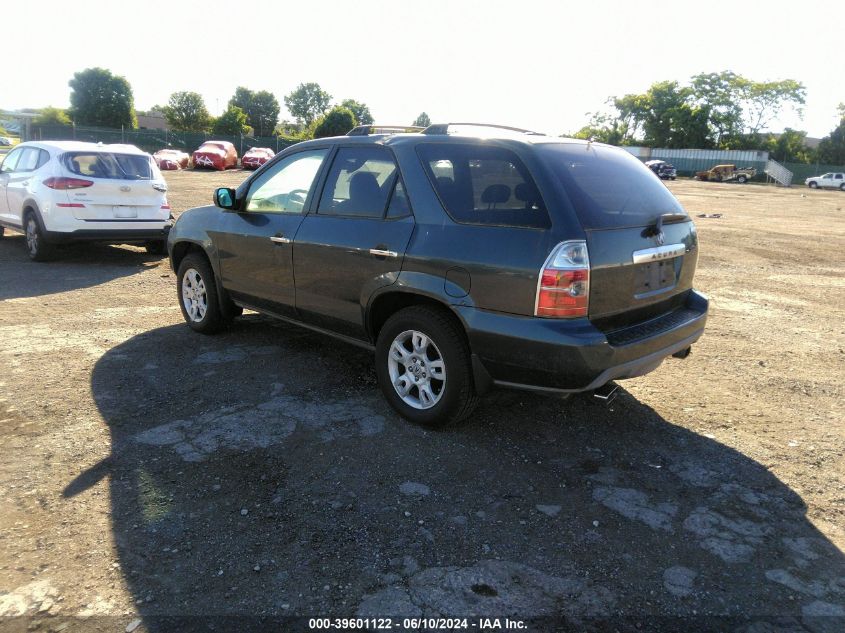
43 177 94 190
535 241 590 318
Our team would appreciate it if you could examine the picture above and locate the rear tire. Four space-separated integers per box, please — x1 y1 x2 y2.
145 240 166 255
176 253 225 334
840 183 845 192
375 306 478 428
24 213 53 262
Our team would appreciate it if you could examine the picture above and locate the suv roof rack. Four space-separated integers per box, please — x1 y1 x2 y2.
421 123 545 136
346 125 425 136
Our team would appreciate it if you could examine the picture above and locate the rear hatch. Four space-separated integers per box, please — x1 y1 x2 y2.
538 143 698 329
60 151 167 221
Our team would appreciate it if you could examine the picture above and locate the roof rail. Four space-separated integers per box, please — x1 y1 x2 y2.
346 125 425 136
421 123 544 136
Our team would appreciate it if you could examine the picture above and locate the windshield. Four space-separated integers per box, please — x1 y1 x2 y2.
62 152 153 180
538 143 686 229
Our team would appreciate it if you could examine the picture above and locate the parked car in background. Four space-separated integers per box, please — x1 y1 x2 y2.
805 172 845 190
645 160 677 180
168 122 708 427
192 141 238 171
154 149 190 170
241 147 275 170
0 141 171 260
0 137 14 147
695 164 756 183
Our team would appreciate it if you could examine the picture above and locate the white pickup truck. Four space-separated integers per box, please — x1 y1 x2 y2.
805 172 845 190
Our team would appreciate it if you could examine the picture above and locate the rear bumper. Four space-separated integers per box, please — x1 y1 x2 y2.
458 290 708 394
44 225 171 244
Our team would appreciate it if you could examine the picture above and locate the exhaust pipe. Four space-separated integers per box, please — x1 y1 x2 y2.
672 346 692 359
592 382 619 404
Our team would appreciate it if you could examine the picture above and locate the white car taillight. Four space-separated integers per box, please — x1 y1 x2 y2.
535 240 590 318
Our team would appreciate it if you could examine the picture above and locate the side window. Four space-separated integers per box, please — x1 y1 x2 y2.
317 146 397 218
245 149 328 214
835 174 843 180
16 148 40 172
386 180 412 218
0 148 22 173
417 143 550 229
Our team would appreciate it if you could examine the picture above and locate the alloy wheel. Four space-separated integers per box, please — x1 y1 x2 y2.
181 268 208 322
387 329 446 410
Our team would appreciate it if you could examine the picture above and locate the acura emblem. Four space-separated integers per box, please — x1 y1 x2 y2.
655 231 665 246
120 185 131 192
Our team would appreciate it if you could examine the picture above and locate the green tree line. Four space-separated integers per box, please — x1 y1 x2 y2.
570 71 844 165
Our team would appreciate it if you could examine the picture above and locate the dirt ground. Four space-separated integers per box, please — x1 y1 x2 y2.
0 173 843 632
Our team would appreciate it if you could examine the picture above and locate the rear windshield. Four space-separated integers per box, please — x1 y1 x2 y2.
538 143 686 229
62 152 153 180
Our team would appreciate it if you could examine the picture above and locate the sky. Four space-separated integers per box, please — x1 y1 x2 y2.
3 0 841 138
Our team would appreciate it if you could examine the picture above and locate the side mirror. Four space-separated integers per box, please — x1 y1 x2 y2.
214 187 237 210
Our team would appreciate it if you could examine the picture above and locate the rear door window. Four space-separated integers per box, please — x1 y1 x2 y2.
417 144 550 229
317 147 398 218
62 152 153 180
538 143 686 229
16 148 41 172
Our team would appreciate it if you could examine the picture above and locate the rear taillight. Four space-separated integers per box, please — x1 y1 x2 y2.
535 240 590 318
43 177 94 190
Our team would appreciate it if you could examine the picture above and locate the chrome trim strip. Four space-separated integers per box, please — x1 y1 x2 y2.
632 243 685 264
270 236 291 244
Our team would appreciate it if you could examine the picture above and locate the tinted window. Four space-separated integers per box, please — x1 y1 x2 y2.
1 148 23 173
386 180 412 218
417 144 550 229
538 143 686 230
62 152 153 180
318 147 397 218
245 149 328 214
37 149 50 169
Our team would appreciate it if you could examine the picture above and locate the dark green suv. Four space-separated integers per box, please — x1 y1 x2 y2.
168 123 708 426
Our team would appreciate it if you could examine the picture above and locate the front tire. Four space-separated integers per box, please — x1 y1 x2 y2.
24 213 53 262
176 253 225 334
375 306 478 428
737 175 747 184
808 182 818 189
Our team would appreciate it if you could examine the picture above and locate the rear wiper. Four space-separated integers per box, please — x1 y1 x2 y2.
644 212 687 237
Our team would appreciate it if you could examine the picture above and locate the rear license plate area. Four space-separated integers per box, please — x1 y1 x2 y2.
113 206 137 219
634 259 676 296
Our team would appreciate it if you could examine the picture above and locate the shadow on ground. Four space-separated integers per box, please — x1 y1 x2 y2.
68 315 845 631
0 233 162 300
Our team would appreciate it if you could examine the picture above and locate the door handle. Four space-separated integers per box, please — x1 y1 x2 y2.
270 236 291 244
369 248 398 258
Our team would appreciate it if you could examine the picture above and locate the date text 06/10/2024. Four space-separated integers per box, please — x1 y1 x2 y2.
308 618 527 630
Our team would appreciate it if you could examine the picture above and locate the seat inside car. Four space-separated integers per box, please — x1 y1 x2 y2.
339 171 383 215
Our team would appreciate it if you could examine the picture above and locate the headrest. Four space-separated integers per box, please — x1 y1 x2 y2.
481 184 510 205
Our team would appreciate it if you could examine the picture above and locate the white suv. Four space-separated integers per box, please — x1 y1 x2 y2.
805 172 845 190
0 141 172 261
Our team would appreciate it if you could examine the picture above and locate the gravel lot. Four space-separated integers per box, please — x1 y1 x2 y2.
1 172 843 632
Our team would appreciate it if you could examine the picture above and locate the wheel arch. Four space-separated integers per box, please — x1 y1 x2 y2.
366 288 470 346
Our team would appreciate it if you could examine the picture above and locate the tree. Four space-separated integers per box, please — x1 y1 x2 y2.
163 91 211 132
765 128 815 164
313 107 356 139
817 104 845 165
413 112 431 128
340 99 373 125
228 87 280 136
284 83 332 126
32 107 71 126
68 67 137 128
213 105 250 135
